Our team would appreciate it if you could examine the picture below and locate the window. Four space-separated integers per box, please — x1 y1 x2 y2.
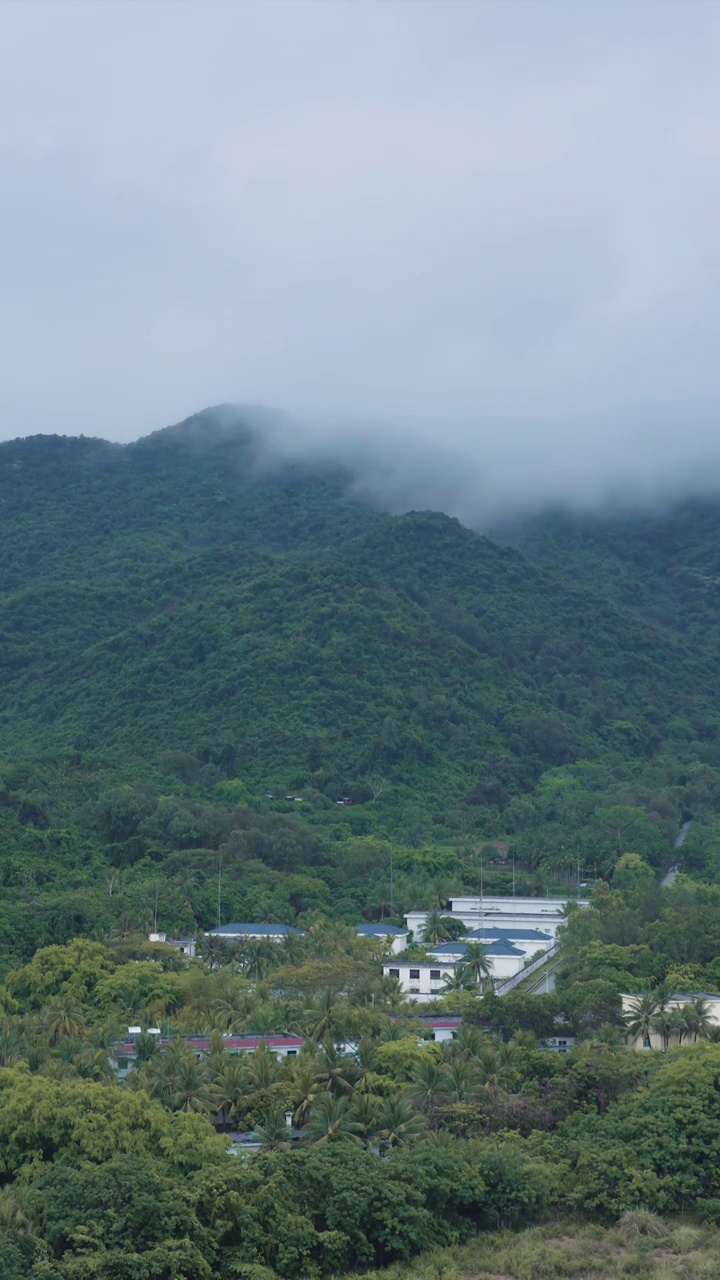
286 1050 297 1056
389 968 400 978
409 969 420 980
430 970 441 980
410 987 420 994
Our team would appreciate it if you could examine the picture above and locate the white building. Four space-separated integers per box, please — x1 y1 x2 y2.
621 992 720 1049
382 936 528 1002
148 932 196 957
205 923 303 941
356 923 409 953
464 926 553 957
427 938 526 980
382 960 456 1002
406 894 586 942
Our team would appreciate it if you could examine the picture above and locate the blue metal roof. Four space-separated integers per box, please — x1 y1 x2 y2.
428 940 524 958
356 923 407 935
208 923 302 936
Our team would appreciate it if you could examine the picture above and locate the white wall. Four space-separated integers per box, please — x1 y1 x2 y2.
359 931 408 954
383 961 455 1002
621 993 720 1049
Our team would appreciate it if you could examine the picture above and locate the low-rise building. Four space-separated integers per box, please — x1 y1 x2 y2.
382 959 456 1002
621 992 720 1049
464 926 553 956
113 1030 305 1077
406 894 586 942
427 938 526 979
356 923 409 953
206 923 303 941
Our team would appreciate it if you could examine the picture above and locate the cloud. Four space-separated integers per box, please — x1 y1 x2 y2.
1 0 720 516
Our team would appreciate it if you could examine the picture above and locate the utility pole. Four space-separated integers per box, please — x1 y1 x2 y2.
512 848 516 901
154 888 159 934
217 855 222 929
389 846 395 919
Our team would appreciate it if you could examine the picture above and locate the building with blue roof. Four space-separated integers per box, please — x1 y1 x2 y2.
206 923 303 940
356 923 409 954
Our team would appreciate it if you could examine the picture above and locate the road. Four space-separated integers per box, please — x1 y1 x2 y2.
660 819 692 888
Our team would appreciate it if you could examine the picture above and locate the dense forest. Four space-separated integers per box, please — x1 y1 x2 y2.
3 408 720 1277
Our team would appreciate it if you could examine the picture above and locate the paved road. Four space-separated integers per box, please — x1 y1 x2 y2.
660 819 692 888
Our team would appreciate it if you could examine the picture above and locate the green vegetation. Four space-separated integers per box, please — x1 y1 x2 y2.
3 410 720 1276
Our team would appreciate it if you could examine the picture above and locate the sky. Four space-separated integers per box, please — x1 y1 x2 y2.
2 0 720 515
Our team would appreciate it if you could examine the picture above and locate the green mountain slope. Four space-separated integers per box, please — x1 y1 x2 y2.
1 411 718 826
506 500 720 653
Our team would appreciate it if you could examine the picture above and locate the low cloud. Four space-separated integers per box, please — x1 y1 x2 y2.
2 1 720 517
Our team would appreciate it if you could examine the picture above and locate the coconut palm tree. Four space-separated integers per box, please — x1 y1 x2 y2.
347 1091 383 1147
685 996 714 1042
317 1039 360 1096
44 996 87 1044
623 993 659 1047
650 1010 675 1053
255 1104 292 1150
411 1056 448 1110
290 1061 323 1128
474 1044 506 1089
441 964 477 994
281 931 305 967
302 1095 362 1145
211 1057 248 1130
450 1024 485 1060
445 1056 476 1103
421 908 454 945
462 943 494 990
668 1008 690 1046
0 1019 24 1068
377 1093 426 1147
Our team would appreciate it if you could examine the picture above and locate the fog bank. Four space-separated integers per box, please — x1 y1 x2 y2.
2 1 720 517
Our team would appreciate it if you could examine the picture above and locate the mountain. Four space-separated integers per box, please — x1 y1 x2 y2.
1 408 718 824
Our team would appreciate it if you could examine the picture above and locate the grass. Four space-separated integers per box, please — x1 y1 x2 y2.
346 1218 720 1280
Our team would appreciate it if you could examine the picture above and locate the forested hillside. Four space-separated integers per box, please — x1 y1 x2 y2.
5 409 720 1276
1 408 718 812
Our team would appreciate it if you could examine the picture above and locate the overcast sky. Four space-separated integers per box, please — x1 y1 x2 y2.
2 0 720 513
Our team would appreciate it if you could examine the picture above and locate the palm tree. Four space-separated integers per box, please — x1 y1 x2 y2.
157 1041 214 1113
473 1044 506 1089
255 1104 292 1150
445 1056 475 1102
307 991 349 1044
211 1058 248 1130
623 993 659 1047
451 1024 485 1060
290 1062 323 1128
650 1010 675 1053
377 1093 426 1147
0 1019 24 1067
462 943 494 990
685 996 714 1042
441 964 477 994
245 939 276 981
411 1056 448 1111
421 909 454 945
509 1028 537 1050
199 934 231 970
44 996 87 1043
0 1184 36 1237
281 932 304 967
302 1095 362 1145
75 1046 115 1083
317 1039 360 1096
668 1008 689 1046
347 1091 383 1147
